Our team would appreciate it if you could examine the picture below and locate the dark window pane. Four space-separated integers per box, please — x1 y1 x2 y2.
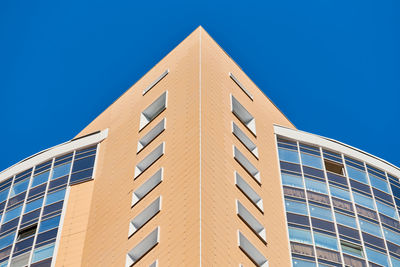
387 241 400 256
31 257 52 267
13 236 34 253
69 168 93 185
338 225 360 240
350 180 371 195
42 202 63 217
35 228 58 245
287 213 310 226
362 232 385 249
380 214 400 231
48 176 68 190
303 166 325 179
72 156 95 173
373 188 393 204
7 192 26 208
21 210 41 225
311 218 335 232
28 184 47 200
327 172 347 186
280 161 302 173
0 218 19 234
0 178 13 192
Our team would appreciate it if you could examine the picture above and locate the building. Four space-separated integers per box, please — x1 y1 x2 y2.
0 27 399 267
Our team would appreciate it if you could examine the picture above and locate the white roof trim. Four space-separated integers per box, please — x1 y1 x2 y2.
0 129 108 182
274 125 400 177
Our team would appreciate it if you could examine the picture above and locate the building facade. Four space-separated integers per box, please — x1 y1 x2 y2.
0 27 399 267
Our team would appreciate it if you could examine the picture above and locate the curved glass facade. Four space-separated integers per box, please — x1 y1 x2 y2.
276 130 400 267
0 144 98 267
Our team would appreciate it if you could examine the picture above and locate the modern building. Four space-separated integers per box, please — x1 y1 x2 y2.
0 27 399 267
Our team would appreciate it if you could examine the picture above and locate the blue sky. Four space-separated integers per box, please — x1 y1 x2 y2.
0 0 399 171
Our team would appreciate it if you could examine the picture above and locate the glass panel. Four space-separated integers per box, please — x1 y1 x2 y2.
346 166 368 184
288 227 313 244
0 231 15 250
301 153 323 169
359 219 382 237
309 205 332 221
72 156 95 173
51 163 71 180
376 201 398 219
292 259 316 266
330 186 351 201
31 243 55 263
0 188 10 203
3 205 23 223
24 197 44 214
31 171 50 188
305 178 327 194
335 212 357 228
383 227 400 245
391 256 400 266
365 248 389 266
10 179 29 197
45 189 65 205
353 192 375 210
369 174 390 194
341 241 363 257
278 148 299 163
281 173 304 188
285 200 308 215
39 215 60 233
313 232 338 250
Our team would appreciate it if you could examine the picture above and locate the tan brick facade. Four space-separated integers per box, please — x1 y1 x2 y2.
55 27 296 266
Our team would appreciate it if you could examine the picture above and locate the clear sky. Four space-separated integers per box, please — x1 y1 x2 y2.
0 0 399 172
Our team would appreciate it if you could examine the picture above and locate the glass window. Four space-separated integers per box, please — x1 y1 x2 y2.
288 227 313 244
0 261 7 267
346 166 368 184
391 256 400 266
31 243 55 263
301 153 323 169
383 227 400 245
365 248 389 266
335 212 357 228
353 192 375 210
24 197 44 214
285 200 308 215
39 215 61 233
51 163 71 180
309 205 332 221
369 174 390 193
45 189 65 205
278 148 299 163
281 173 304 188
376 201 398 219
305 178 327 194
10 179 29 197
31 171 50 188
313 232 338 250
292 259 316 266
341 241 363 257
3 205 23 223
330 186 351 201
0 231 15 250
359 219 382 237
0 188 10 203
